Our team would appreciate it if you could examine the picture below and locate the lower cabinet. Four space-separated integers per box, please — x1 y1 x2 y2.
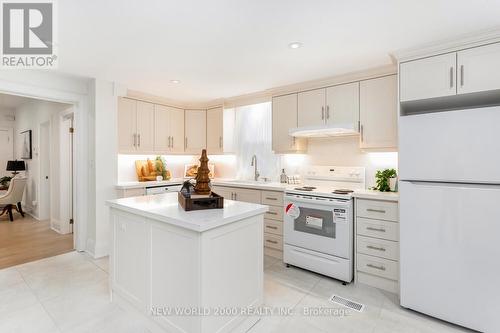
117 187 145 198
355 198 399 293
212 185 284 259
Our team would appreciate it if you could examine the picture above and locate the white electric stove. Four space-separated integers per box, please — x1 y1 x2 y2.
283 166 365 283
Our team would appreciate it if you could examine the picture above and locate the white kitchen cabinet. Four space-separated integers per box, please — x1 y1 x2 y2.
399 53 457 102
135 101 155 153
457 42 500 95
206 107 223 154
359 75 398 149
154 105 185 153
211 186 260 204
118 98 137 153
184 109 206 154
298 88 326 127
325 82 359 127
272 94 307 153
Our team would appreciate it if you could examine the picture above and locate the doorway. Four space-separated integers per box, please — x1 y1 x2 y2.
0 128 13 178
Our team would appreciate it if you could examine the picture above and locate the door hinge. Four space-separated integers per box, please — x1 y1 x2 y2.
69 218 74 225
69 127 74 133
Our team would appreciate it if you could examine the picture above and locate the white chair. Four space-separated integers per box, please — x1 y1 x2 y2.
0 177 27 222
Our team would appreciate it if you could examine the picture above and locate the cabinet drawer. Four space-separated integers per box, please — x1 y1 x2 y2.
264 233 282 250
357 253 398 280
356 199 398 222
265 205 283 221
357 217 399 241
357 235 399 261
264 219 282 236
261 191 283 206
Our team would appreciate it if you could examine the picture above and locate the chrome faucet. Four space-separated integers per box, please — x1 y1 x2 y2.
250 155 260 181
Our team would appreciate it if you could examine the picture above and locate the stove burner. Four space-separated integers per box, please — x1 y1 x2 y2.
294 186 316 191
333 189 354 195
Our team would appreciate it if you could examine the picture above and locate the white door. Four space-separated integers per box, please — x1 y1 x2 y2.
206 107 223 154
272 94 306 153
154 104 171 153
39 122 51 221
400 53 457 102
399 181 500 332
399 106 500 183
135 101 155 153
457 42 500 95
0 128 13 177
117 98 137 153
184 110 206 154
359 75 398 149
169 107 185 153
298 88 326 127
325 82 359 126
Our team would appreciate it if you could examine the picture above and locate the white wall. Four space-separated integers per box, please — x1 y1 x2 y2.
0 108 16 128
14 100 70 222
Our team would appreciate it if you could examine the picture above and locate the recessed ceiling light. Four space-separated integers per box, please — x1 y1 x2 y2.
170 80 181 84
288 42 303 49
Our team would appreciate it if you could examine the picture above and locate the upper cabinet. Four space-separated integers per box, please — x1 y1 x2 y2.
154 104 184 154
400 42 500 105
400 53 457 102
298 88 326 127
206 107 223 154
359 75 398 149
272 94 307 153
457 42 500 95
325 82 359 126
117 98 154 153
298 82 360 128
184 109 206 154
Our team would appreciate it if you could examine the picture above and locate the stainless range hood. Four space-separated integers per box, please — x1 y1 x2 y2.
289 124 359 138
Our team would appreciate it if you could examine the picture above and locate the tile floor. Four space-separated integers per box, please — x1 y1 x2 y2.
0 252 472 333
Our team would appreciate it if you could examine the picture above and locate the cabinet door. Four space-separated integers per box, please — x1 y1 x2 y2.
211 186 234 200
118 98 137 153
154 104 171 153
233 188 261 204
136 101 155 153
457 42 500 95
206 107 223 154
400 53 456 102
298 88 326 127
169 107 185 153
360 75 398 149
325 82 359 127
185 109 206 153
272 94 306 153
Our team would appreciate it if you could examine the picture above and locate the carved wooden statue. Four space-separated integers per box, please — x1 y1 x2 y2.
194 149 211 195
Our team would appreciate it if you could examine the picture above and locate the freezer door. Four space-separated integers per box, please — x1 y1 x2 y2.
400 181 500 332
399 106 500 183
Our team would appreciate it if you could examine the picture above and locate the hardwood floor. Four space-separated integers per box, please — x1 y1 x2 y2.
0 213 74 269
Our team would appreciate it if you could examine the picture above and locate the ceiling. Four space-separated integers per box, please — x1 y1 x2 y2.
57 0 500 102
0 94 38 109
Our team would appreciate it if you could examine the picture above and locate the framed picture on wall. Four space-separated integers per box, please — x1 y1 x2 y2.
20 130 32 159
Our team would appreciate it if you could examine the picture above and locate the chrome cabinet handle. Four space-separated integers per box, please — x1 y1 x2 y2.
265 197 278 201
367 208 386 213
366 226 386 232
138 134 141 147
168 136 171 148
449 67 454 88
367 263 386 271
219 136 222 148
460 65 464 87
266 225 278 230
367 245 386 252
266 239 278 244
360 124 364 142
321 106 325 120
267 211 278 215
133 133 137 147
326 105 330 120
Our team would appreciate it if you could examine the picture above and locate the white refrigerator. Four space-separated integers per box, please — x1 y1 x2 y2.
399 106 500 333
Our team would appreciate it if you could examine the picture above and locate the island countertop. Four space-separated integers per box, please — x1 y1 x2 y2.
106 192 268 232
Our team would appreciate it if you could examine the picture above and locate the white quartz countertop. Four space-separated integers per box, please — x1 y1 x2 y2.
352 189 399 201
115 179 184 189
106 192 268 232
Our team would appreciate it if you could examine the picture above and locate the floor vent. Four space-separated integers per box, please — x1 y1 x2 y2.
329 294 364 312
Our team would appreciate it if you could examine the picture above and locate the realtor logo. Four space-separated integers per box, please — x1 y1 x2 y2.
1 0 57 68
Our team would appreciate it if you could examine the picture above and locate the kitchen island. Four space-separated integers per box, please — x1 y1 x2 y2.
106 192 268 333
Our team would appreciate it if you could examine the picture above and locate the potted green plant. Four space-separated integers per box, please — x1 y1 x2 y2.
374 169 397 192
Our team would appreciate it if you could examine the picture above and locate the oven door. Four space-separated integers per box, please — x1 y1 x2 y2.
284 194 353 258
